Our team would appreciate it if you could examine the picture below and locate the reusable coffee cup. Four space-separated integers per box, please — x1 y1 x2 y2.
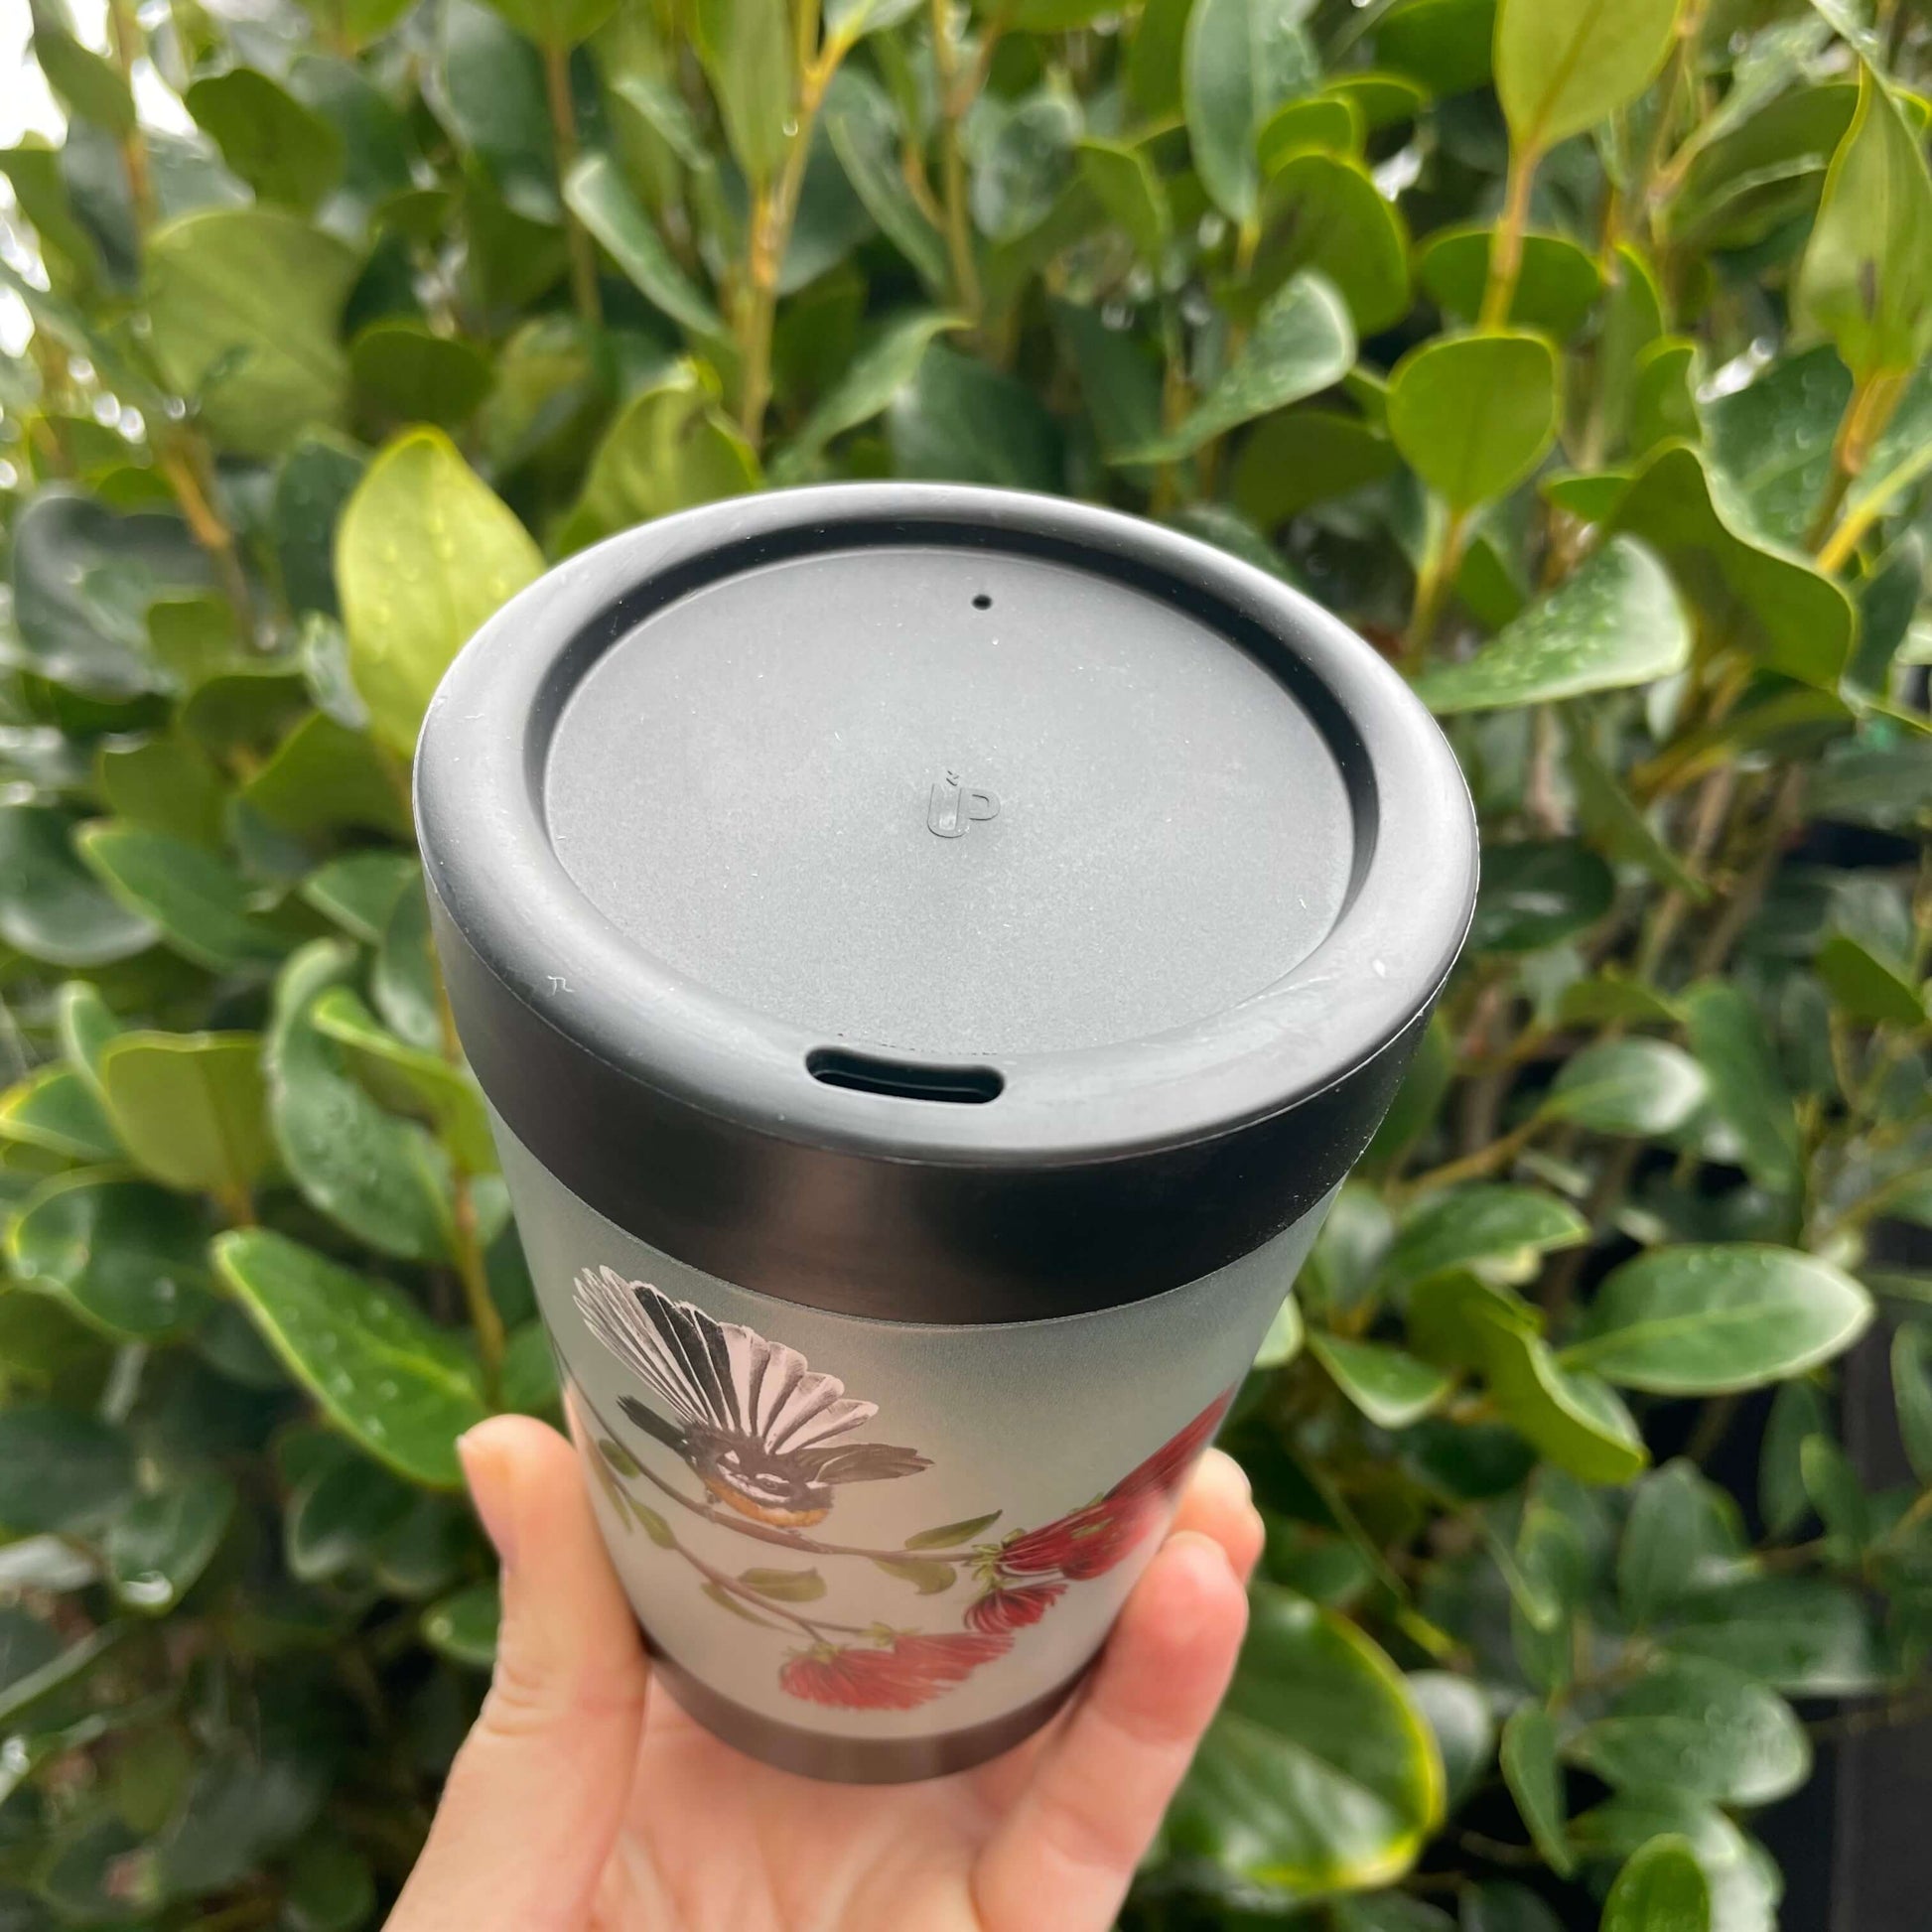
415 483 1476 1783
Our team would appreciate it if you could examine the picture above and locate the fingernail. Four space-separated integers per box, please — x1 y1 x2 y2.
458 1430 517 1571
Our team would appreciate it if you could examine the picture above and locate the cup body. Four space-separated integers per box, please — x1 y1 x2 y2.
496 1114 1331 1780
417 483 1477 1782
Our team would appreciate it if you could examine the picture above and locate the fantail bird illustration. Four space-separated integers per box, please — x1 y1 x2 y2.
574 1266 930 1528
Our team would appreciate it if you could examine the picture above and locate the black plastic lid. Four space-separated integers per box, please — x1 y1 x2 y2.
416 484 1476 1324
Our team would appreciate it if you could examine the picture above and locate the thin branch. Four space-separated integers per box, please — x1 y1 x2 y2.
544 44 602 325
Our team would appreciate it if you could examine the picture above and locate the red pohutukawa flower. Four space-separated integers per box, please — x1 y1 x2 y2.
997 1392 1234 1583
779 1630 1012 1710
966 1581 1065 1635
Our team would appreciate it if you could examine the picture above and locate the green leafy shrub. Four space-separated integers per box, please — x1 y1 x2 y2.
2 0 1930 1922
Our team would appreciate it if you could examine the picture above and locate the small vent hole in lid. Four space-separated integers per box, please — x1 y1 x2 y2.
807 1047 1003 1104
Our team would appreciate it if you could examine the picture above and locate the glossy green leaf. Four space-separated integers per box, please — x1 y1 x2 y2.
1164 1587 1444 1902
1406 1671 1492 1808
559 364 759 551
1571 1796 1773 1932
1794 62 1932 379
145 208 357 457
1483 1320 1648 1483
1659 1575 1879 1694
0 1404 135 1534
1494 0 1681 153
1568 1246 1873 1393
337 428 544 757
1573 1658 1808 1806
1389 331 1559 512
971 90 1079 244
1251 1288 1305 1368
1683 984 1802 1196
215 1229 484 1486
96 731 227 848
1183 0 1318 224
1258 96 1361 167
1254 151 1409 336
424 1579 501 1665
1500 1704 1574 1875
0 804 158 966
1409 1270 1540 1370
1601 1835 1711 1932
1542 1038 1710 1137
1758 1379 1829 1538
311 985 496 1175
776 312 964 477
1388 1185 1587 1291
267 943 453 1263
564 154 724 337
0 1064 117 1162
8 1172 213 1339
287 1440 417 1582
296 0 420 48
56 983 118 1098
347 321 492 430
105 1470 236 1614
1232 409 1398 524
1893 1324 1932 1485
693 0 790 188
1417 538 1688 713
890 345 1064 490
1606 442 1855 688
1374 0 1495 95
824 0 920 40
283 1836 378 1932
1703 345 1849 551
1815 931 1926 1025
78 824 288 972
239 713 412 841
299 851 417 945
1798 1433 1868 1548
1117 273 1354 462
1076 137 1171 262
1469 839 1614 954
96 1031 274 1201
372 883 443 1052
1617 1460 1744 1624
478 0 614 46
185 69 345 213
1309 1333 1452 1429
823 69 949 294
1418 226 1603 338
32 15 134 133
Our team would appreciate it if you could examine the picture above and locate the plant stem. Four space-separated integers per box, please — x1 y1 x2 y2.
1405 504 1471 661
1401 1115 1541 1198
544 43 602 326
1689 760 1805 979
736 49 834 445
929 0 983 331
1477 145 1537 330
155 440 255 644
1809 367 1909 559
105 0 155 229
450 1176 505 1406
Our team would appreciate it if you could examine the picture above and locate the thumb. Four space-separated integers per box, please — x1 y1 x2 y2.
388 1415 649 1932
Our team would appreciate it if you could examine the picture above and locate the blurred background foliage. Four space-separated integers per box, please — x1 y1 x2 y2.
0 0 1930 1923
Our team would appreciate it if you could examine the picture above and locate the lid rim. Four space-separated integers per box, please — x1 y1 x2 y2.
415 483 1477 1174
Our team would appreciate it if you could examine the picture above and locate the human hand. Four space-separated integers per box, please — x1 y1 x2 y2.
386 1414 1262 1932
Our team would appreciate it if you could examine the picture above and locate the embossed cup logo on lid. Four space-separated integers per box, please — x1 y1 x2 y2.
927 771 1000 839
